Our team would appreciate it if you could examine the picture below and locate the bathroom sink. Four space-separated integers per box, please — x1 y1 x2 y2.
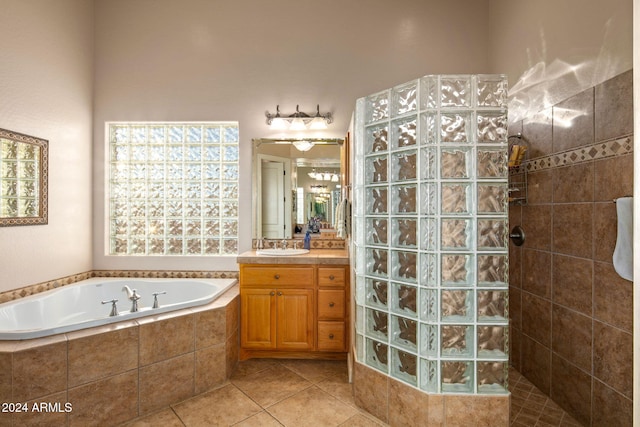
256 248 310 256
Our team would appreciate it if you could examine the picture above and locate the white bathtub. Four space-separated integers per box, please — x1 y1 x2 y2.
0 277 237 340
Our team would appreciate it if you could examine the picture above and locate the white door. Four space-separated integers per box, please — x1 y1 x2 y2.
261 159 284 238
257 155 291 239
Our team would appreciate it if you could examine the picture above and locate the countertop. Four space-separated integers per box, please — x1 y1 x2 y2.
237 248 349 265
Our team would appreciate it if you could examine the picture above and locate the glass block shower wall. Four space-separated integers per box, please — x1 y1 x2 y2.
353 75 509 395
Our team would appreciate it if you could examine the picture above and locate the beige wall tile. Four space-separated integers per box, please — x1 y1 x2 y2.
593 202 618 262
195 344 226 394
226 295 239 339
139 314 194 366
13 341 67 401
592 379 633 427
521 293 551 347
194 308 225 349
68 370 138 427
594 153 633 202
521 205 552 251
525 169 553 204
508 240 522 289
552 204 593 258
444 395 509 427
595 69 633 142
226 330 239 377
552 88 594 152
353 362 388 424
593 320 633 398
0 352 11 402
388 379 428 427
139 353 195 415
522 108 553 158
550 355 592 426
552 255 593 315
522 249 551 299
552 163 594 203
68 325 138 387
551 305 592 372
521 336 551 395
593 262 633 332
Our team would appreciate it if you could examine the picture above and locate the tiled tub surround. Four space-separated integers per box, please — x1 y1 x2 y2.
509 70 633 426
0 282 239 427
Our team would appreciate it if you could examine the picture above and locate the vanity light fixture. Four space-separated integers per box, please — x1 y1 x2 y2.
266 104 333 130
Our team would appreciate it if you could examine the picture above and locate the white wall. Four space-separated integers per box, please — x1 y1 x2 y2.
0 0 94 293
92 0 492 271
489 0 633 122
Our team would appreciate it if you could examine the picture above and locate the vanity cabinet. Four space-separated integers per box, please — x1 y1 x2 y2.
239 262 349 360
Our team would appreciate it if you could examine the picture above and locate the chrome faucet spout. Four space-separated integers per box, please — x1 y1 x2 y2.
122 285 134 300
123 285 141 312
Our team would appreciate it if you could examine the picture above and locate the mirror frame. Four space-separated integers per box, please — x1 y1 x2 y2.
0 128 49 226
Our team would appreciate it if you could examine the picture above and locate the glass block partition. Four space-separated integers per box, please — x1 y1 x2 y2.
108 122 239 256
353 75 509 394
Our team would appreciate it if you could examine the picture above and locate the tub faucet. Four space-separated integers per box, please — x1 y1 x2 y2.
122 286 141 312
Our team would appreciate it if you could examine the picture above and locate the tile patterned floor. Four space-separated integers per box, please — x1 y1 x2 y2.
121 360 582 427
122 358 385 427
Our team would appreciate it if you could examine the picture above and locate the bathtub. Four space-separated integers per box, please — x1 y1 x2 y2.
0 277 237 340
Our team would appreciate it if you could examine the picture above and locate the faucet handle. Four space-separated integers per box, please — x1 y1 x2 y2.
152 291 166 309
101 299 119 317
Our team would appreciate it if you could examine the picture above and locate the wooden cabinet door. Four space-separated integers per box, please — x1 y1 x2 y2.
276 289 314 350
241 288 276 349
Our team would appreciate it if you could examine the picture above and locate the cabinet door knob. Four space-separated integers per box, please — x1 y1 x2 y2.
270 291 275 296
329 302 335 307
329 275 335 280
329 333 334 339
274 274 280 279
277 291 283 296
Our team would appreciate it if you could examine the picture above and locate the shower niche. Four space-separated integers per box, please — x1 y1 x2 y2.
353 74 509 395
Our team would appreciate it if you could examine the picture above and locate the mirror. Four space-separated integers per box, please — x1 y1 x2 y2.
252 138 344 239
0 128 48 226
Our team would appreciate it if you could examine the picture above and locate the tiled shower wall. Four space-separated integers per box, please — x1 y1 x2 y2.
508 70 633 426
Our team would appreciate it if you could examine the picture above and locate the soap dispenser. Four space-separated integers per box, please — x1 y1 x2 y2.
303 230 311 250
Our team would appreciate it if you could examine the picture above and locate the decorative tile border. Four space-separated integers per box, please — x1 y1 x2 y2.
0 270 239 304
252 238 346 249
524 135 633 173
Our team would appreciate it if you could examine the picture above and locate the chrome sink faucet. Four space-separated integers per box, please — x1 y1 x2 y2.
281 239 288 250
122 285 141 312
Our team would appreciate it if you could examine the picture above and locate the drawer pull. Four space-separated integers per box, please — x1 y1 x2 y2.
277 291 283 296
328 302 335 307
329 333 334 339
274 274 280 279
270 291 275 296
329 275 335 280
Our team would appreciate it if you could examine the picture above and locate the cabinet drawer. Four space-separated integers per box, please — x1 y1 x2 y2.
317 267 346 287
242 266 314 286
317 321 346 351
317 289 345 319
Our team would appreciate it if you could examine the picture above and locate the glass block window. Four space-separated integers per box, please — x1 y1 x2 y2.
107 122 239 255
353 75 509 395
